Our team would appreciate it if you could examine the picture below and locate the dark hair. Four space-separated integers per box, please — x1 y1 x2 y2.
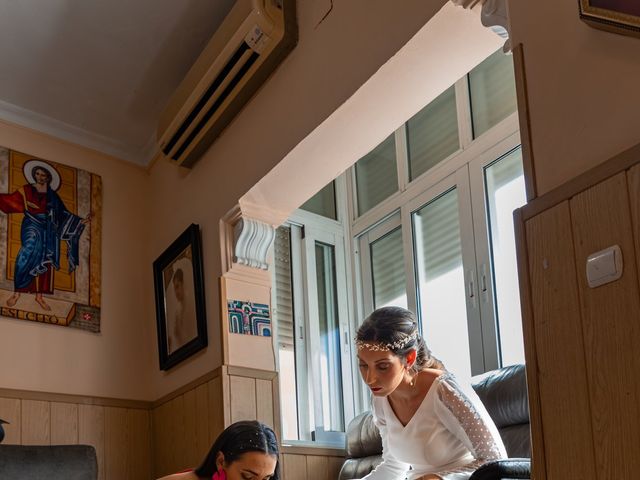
356 306 445 374
32 165 52 184
194 421 280 479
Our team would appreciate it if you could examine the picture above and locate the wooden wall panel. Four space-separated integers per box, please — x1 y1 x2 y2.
183 388 199 469
327 456 344 478
195 383 210 461
525 202 596 479
152 402 170 478
229 376 257 423
151 372 225 478
282 453 307 479
129 409 152 480
0 397 21 444
570 173 640 478
306 455 330 478
104 407 130 479
21 399 50 445
79 404 105 480
256 379 274 428
208 376 224 443
280 453 344 480
166 395 187 473
51 402 78 445
627 165 640 283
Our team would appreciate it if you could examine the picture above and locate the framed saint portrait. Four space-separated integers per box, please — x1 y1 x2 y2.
153 224 207 370
0 148 102 332
579 0 640 38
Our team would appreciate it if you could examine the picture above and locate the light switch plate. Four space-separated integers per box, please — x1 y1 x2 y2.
586 245 623 288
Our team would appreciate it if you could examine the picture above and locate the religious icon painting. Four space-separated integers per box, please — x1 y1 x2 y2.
0 147 102 331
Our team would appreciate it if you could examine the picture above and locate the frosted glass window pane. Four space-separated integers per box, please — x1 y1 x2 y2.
301 181 337 220
485 148 526 367
355 135 398 215
370 227 407 309
469 49 517 138
412 189 471 378
315 243 344 432
407 86 459 181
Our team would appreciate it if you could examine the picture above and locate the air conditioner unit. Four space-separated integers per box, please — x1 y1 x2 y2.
157 0 297 168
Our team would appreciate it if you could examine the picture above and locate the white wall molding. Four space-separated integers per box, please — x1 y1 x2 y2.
233 217 276 270
0 99 157 166
220 205 279 278
452 0 511 51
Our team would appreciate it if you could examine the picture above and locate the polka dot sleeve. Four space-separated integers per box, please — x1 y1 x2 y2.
432 374 507 480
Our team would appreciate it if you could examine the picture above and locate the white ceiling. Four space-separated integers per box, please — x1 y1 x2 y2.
0 0 235 165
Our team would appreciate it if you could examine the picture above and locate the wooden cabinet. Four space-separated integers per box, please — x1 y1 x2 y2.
516 146 640 479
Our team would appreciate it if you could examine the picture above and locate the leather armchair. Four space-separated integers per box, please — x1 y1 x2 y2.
0 444 98 480
338 364 531 480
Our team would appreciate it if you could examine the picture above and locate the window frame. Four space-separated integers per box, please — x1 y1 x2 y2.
353 112 521 386
274 177 355 446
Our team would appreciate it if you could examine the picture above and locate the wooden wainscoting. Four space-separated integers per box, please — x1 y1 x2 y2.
0 366 345 480
0 389 152 480
281 446 345 480
151 368 224 478
223 366 279 431
516 142 640 480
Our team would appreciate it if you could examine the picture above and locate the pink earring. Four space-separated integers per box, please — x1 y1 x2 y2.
212 468 226 480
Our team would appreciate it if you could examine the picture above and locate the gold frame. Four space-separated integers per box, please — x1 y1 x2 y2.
579 0 640 38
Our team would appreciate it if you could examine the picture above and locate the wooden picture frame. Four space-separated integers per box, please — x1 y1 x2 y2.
153 224 207 370
579 0 640 38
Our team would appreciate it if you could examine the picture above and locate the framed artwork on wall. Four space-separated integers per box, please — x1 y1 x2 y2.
579 0 640 38
0 147 102 332
153 223 207 370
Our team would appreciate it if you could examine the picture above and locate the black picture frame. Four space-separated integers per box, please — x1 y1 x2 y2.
153 224 207 370
579 0 640 38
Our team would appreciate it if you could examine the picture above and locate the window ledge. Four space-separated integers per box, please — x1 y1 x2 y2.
281 442 346 457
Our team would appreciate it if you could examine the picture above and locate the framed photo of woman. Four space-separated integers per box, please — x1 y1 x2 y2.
153 224 207 370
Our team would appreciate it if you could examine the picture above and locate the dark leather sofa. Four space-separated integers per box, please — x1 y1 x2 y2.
338 364 531 480
0 444 98 480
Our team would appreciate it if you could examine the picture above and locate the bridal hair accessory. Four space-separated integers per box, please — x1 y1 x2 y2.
212 468 227 480
356 331 418 351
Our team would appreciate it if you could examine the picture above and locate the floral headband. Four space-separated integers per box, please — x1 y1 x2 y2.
355 331 418 351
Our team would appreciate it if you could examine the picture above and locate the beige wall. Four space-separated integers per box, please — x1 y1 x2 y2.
0 120 154 401
509 0 640 196
0 0 458 403
146 0 451 398
7 0 637 408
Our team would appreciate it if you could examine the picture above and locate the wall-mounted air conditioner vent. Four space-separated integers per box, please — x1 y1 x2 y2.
157 0 297 167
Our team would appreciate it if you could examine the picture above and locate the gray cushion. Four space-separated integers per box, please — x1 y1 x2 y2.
0 444 98 480
471 364 529 429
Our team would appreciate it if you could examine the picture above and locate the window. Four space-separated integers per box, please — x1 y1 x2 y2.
354 134 398 215
358 214 408 310
483 148 526 366
272 201 354 445
411 185 472 379
274 47 525 437
300 181 338 220
407 85 459 181
354 49 524 381
468 49 518 138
